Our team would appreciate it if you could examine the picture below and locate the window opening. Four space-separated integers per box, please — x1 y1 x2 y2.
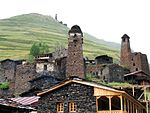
44 64 47 70
57 102 64 112
69 102 77 112
98 96 109 111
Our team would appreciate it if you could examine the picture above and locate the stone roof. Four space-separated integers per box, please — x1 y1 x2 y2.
37 79 124 96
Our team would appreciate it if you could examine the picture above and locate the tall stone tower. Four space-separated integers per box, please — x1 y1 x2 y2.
120 34 150 74
66 25 85 78
120 34 132 68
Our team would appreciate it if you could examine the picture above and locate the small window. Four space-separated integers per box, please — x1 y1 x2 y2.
133 63 135 66
57 102 64 112
44 64 47 70
136 68 138 71
69 102 77 112
123 38 125 42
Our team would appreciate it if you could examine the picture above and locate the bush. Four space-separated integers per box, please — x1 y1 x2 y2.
0 82 9 90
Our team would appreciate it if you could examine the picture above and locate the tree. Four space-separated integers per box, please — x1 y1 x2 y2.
39 42 49 54
30 43 40 57
30 42 49 57
28 42 50 63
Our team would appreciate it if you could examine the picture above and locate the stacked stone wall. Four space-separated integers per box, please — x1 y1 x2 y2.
15 64 36 96
38 83 96 113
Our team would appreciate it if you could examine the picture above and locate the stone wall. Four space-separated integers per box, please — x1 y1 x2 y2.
131 52 150 74
0 60 16 83
36 63 54 73
108 64 126 82
15 63 36 96
54 57 66 80
0 63 5 82
38 83 96 113
0 60 19 97
86 64 127 82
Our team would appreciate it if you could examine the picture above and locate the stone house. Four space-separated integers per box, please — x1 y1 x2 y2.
35 53 54 73
20 73 60 97
37 79 146 113
95 55 113 65
86 64 129 83
35 51 67 80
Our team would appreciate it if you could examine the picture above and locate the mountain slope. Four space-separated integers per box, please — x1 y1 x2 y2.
0 13 120 62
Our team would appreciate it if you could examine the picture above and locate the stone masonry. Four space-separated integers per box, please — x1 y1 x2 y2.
38 82 96 113
66 25 85 78
120 34 150 74
15 63 36 96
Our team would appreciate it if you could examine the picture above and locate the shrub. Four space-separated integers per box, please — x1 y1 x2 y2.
0 82 9 90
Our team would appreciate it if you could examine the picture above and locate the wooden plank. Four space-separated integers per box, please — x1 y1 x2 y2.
94 87 121 96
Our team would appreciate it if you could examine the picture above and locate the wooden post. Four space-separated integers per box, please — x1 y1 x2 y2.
146 101 149 113
133 104 135 113
119 95 123 113
127 99 129 113
108 96 112 113
124 97 126 112
132 86 135 96
96 96 100 112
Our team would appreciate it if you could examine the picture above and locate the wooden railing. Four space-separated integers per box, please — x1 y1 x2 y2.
97 110 127 113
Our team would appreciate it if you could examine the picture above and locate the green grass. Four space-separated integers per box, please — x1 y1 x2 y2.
0 13 120 61
105 82 131 86
85 74 131 87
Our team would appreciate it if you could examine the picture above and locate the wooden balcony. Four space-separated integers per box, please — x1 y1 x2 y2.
97 110 127 113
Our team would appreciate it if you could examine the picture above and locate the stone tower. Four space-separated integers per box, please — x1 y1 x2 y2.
66 25 85 78
120 34 150 74
120 34 132 68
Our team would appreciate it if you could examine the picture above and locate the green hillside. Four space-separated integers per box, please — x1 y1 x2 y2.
0 13 120 62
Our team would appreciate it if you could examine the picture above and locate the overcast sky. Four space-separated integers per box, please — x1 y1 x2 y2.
0 0 150 62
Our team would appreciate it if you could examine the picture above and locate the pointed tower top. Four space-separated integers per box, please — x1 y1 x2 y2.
68 25 83 34
122 34 130 39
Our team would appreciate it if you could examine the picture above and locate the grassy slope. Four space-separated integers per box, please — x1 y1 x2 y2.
0 13 120 62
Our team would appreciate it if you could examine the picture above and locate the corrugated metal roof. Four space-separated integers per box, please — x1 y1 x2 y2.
0 98 35 110
11 96 40 105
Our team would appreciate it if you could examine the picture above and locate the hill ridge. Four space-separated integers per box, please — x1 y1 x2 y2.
0 13 120 62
